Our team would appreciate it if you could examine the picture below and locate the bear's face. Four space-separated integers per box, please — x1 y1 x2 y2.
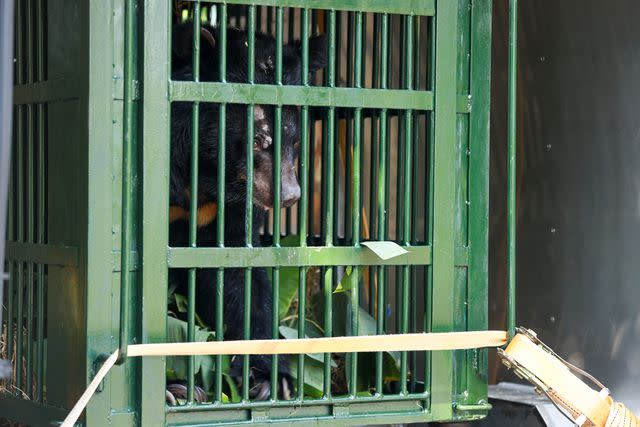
252 105 301 210
172 24 327 210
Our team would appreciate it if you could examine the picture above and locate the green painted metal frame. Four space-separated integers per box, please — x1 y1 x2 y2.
137 0 493 425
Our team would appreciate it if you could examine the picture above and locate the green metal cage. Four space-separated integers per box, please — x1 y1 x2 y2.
1 0 498 425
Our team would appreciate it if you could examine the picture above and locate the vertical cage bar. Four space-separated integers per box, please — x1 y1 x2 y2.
322 9 336 397
298 9 308 247
25 0 35 398
383 13 393 335
215 4 227 404
375 13 389 396
424 13 437 393
367 13 379 316
243 5 256 401
348 11 363 397
343 12 354 243
5 165 13 386
296 7 311 401
140 0 171 421
394 15 405 335
430 0 458 418
185 3 203 404
117 0 137 363
297 263 306 400
409 14 421 394
507 0 518 339
5 130 14 387
270 5 284 400
0 0 15 384
467 0 492 405
331 11 340 247
14 0 24 392
399 14 414 395
35 0 45 401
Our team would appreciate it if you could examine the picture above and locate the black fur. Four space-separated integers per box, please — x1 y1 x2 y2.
168 23 327 400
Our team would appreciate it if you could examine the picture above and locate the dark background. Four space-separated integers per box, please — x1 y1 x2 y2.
488 0 640 413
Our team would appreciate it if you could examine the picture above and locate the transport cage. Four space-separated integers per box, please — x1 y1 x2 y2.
1 0 493 425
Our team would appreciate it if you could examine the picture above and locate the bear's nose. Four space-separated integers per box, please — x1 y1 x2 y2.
281 183 301 208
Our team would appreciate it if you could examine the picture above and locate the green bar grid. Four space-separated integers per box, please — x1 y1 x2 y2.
98 0 497 422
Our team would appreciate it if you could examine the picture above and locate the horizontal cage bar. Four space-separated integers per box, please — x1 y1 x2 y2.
167 245 432 268
169 81 434 110
4 241 78 266
13 79 80 105
179 0 435 15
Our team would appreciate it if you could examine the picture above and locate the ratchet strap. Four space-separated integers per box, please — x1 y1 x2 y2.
499 328 639 427
60 330 507 427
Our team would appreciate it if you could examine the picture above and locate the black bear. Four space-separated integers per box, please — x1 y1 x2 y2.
168 23 327 401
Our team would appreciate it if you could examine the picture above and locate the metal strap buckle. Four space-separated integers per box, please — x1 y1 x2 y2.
498 327 610 427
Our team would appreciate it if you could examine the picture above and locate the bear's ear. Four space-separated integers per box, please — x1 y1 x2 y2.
172 23 216 66
308 34 328 72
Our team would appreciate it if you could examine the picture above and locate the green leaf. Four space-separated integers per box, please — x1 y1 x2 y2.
275 235 303 318
199 349 215 393
174 293 188 313
382 351 401 381
279 326 337 367
172 293 209 329
166 316 216 392
279 235 301 247
287 356 325 398
223 373 241 403
344 305 401 387
265 235 307 319
333 266 363 293
277 266 300 319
